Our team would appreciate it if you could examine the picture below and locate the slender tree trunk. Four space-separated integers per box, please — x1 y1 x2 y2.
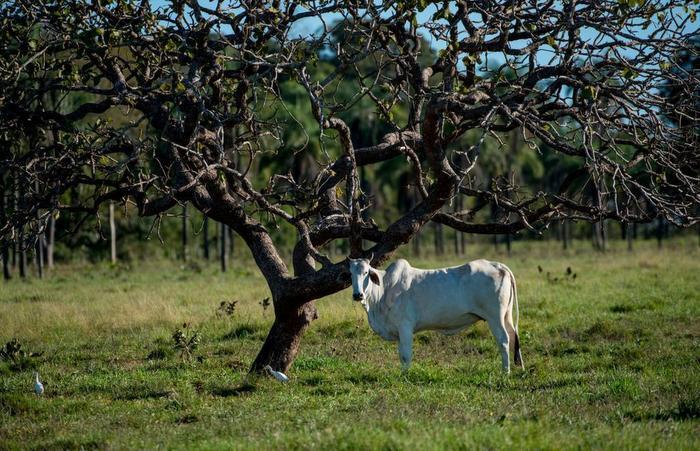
433 222 444 256
18 230 26 279
453 197 460 255
229 225 235 258
35 234 44 279
656 216 663 249
491 199 498 252
592 223 600 250
18 179 26 278
220 222 228 272
1 190 10 280
109 202 117 264
453 228 460 255
412 229 421 257
33 180 44 278
562 220 569 250
46 215 55 269
600 220 607 252
11 177 18 270
202 217 210 260
626 223 633 251
249 301 318 373
181 204 189 262
2 245 9 280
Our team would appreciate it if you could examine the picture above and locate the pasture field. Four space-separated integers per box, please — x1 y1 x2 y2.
1 239 699 450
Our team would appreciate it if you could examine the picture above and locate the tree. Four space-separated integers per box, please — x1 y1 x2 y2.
1 1 698 373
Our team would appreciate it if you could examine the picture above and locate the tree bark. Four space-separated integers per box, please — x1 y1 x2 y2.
109 202 117 264
249 301 318 373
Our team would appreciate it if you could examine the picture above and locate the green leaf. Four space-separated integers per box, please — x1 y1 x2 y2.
621 68 638 79
581 85 598 100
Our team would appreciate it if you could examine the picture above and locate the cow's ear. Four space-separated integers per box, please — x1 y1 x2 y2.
369 269 381 285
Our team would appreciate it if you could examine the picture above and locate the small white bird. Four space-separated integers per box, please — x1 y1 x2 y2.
33 372 44 396
264 365 289 383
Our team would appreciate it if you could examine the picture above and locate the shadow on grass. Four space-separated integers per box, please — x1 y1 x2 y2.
626 397 700 422
113 389 173 401
221 324 265 341
211 384 257 397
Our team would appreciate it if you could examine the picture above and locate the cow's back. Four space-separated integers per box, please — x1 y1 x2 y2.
386 259 509 331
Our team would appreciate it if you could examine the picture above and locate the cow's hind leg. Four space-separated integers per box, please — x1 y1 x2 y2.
398 324 414 372
504 311 524 370
487 318 510 374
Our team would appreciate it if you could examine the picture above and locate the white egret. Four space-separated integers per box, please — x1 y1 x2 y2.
264 365 289 383
33 372 44 396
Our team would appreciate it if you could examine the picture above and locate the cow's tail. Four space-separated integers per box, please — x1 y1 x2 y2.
507 267 524 369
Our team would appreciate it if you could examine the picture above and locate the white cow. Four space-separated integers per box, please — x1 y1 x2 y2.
349 257 523 373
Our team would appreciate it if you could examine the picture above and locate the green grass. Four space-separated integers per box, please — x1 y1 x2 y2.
1 239 699 450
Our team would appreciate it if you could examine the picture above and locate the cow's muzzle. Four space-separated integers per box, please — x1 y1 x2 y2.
352 293 363 301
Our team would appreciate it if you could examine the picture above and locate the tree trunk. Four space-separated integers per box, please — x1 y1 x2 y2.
11 240 16 269
17 179 26 278
2 245 9 281
433 222 444 255
229 225 235 258
1 190 10 280
412 229 421 257
202 217 210 260
656 216 663 248
626 223 633 251
35 234 44 279
250 301 318 373
562 220 569 250
109 202 117 264
181 204 189 262
46 215 55 269
220 222 228 272
592 221 606 252
18 227 26 278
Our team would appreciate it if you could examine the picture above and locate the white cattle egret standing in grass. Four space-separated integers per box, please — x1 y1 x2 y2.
33 372 44 396
264 365 289 383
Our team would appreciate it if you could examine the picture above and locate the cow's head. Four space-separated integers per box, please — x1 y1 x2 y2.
348 256 381 302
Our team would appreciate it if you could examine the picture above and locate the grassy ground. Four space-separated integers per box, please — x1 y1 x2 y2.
1 239 699 450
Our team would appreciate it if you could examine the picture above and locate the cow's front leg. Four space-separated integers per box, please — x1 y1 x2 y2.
398 324 414 372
